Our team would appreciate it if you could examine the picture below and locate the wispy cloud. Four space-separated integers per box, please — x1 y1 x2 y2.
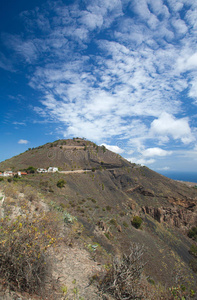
2 0 197 170
0 51 14 71
13 122 26 126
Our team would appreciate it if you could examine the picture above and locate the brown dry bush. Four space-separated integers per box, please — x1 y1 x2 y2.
0 211 59 294
23 185 39 202
99 243 146 299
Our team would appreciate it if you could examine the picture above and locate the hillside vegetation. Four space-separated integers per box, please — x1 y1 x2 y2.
0 138 197 299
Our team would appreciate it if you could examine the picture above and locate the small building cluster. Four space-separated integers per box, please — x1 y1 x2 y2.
0 171 27 177
37 167 58 173
0 167 58 177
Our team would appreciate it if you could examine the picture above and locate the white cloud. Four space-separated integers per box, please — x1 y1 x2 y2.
79 11 103 30
157 166 170 171
0 52 14 71
24 2 195 152
100 143 124 154
150 112 194 144
177 52 197 73
148 0 169 17
4 35 38 64
18 139 29 144
166 0 183 12
2 0 197 171
128 157 155 166
13 122 26 126
171 18 188 35
127 150 134 155
188 76 197 102
186 6 197 29
141 147 172 157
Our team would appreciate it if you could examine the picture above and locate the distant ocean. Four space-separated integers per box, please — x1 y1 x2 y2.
159 172 197 183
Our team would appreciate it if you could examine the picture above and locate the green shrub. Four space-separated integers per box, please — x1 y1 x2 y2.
57 179 66 188
189 258 197 273
102 145 106 153
123 221 129 228
188 226 197 241
147 278 155 285
91 198 96 203
0 177 4 181
104 233 110 239
26 166 36 174
110 218 117 226
189 244 197 257
119 211 126 217
64 212 77 224
131 216 143 229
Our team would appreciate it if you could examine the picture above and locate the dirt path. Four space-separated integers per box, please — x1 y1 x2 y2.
61 146 85 149
0 190 5 218
50 245 102 299
59 170 92 174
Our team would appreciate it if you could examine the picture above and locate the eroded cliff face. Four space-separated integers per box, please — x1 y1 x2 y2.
112 169 197 230
141 205 197 228
136 187 197 228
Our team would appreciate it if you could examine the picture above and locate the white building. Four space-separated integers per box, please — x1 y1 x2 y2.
48 167 58 173
37 168 48 173
3 171 13 177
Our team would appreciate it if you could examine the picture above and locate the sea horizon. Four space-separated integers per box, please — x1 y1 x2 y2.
158 171 197 184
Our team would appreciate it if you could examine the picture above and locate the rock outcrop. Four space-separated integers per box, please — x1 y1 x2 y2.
142 204 197 228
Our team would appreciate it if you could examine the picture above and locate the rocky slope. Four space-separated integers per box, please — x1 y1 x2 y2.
0 138 197 299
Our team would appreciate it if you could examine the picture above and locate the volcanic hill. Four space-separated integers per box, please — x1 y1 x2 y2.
0 138 197 299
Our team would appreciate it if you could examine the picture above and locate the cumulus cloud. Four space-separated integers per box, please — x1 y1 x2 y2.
100 143 124 154
18 139 29 144
177 52 197 73
141 147 172 157
128 157 155 166
150 113 194 144
171 18 188 35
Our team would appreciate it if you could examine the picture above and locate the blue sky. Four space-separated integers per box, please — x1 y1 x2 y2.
0 0 197 173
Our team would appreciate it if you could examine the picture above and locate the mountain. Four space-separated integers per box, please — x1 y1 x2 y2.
0 138 197 299
0 138 131 171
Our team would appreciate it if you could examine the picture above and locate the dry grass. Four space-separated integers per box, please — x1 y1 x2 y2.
0 183 61 297
0 210 60 294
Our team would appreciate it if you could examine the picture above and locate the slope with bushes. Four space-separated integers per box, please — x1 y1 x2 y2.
0 139 197 299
